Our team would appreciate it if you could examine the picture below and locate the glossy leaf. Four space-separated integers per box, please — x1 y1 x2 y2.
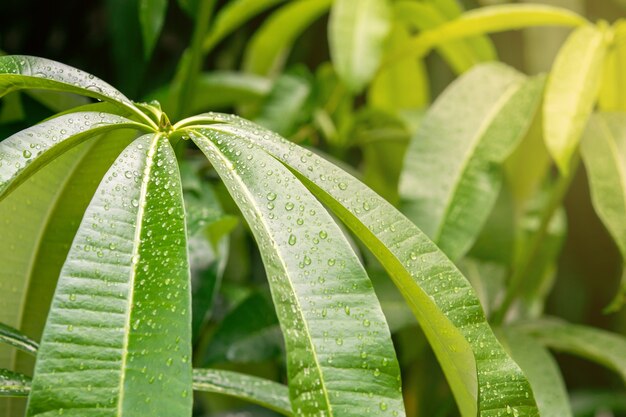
580 113 626 311
189 127 406 417
27 134 193 417
0 370 30 398
139 0 168 58
0 112 143 199
177 113 539 417
502 329 573 417
399 64 544 261
202 0 287 53
193 368 291 416
519 319 626 383
0 323 38 355
544 25 607 174
243 0 332 76
0 56 152 126
329 0 392 93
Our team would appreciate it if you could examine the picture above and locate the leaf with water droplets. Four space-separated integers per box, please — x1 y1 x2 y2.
0 56 151 124
190 127 406 417
181 113 539 417
399 63 544 261
0 323 38 355
193 368 291 416
0 111 145 201
26 134 192 417
0 369 30 398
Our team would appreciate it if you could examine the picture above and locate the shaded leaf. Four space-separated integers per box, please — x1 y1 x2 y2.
139 0 168 59
0 323 38 355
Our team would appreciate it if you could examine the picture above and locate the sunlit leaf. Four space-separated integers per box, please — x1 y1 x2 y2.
0 370 30 398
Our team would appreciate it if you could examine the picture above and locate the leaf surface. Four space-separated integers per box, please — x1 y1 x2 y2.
139 0 167 58
189 126 406 417
0 323 38 355
27 134 192 417
0 370 30 398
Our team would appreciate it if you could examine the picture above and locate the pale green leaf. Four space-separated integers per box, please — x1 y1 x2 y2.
399 64 544 261
243 0 332 76
0 370 30 398
329 0 392 93
27 134 193 417
0 323 38 355
139 0 168 58
177 113 539 417
580 113 626 310
544 25 607 174
502 329 573 417
202 0 288 53
0 56 152 126
188 126 406 417
519 319 626 383
0 112 144 200
193 368 291 416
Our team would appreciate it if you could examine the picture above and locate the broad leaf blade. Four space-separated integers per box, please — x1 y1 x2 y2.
0 111 144 200
27 134 192 417
399 64 544 261
329 0 392 93
179 113 539 417
0 370 30 398
0 323 37 355
243 0 332 76
139 0 167 59
0 56 150 124
190 127 406 417
544 25 607 174
580 113 626 310
502 329 573 417
193 368 291 416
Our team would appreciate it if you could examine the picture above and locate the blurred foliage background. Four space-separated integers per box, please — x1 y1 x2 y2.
1 0 626 416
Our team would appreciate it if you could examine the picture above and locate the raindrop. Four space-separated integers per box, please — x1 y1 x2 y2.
288 235 297 245
266 192 277 201
22 150 32 159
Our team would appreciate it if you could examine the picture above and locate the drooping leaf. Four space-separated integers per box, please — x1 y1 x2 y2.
0 56 152 126
519 319 626 383
0 323 38 355
329 0 392 93
27 134 193 417
580 113 626 311
139 0 168 59
193 368 291 416
0 112 144 199
0 370 30 398
243 0 332 76
177 113 539 417
544 25 607 174
189 127 406 417
502 329 573 417
202 0 288 53
399 64 544 261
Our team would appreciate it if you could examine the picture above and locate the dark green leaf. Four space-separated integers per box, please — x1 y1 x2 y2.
0 323 38 355
139 0 168 58
0 370 30 398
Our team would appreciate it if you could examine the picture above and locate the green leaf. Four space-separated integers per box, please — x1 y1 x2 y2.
544 25 607 174
399 64 544 261
193 368 291 416
139 0 168 58
27 134 193 417
0 370 30 398
570 390 626 417
0 112 144 200
518 319 626 384
329 0 392 93
580 113 626 311
502 329 573 417
188 126 406 417
0 323 38 355
202 0 287 52
0 56 153 126
178 113 539 417
243 0 332 76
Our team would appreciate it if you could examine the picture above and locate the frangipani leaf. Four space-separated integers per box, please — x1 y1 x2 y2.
188 127 406 417
0 323 38 355
544 25 607 174
329 0 392 93
399 64 544 261
193 368 291 416
176 113 539 417
27 134 193 417
0 370 30 398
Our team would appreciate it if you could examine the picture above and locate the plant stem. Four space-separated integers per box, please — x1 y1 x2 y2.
492 153 581 325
